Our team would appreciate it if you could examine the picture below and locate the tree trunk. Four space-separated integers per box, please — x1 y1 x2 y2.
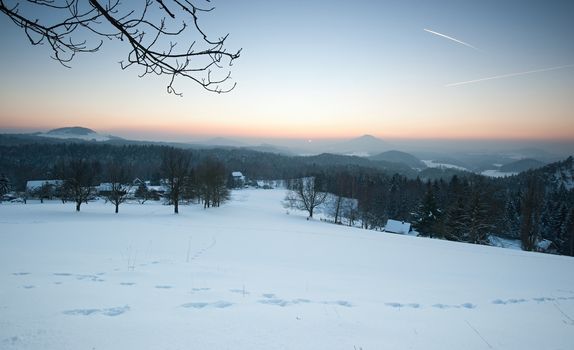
174 200 179 214
76 202 81 212
115 203 119 213
309 207 313 218
334 196 341 224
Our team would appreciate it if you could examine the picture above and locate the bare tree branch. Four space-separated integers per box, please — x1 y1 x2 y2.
0 0 241 95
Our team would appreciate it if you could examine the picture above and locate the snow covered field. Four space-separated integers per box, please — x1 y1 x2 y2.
1 189 574 350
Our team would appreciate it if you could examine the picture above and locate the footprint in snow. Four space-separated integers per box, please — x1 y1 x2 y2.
191 287 210 292
155 285 173 289
120 282 136 286
101 306 130 316
258 298 312 307
22 285 35 289
533 297 555 303
12 272 30 276
259 299 291 307
229 288 250 295
181 301 233 309
492 298 527 305
3 336 22 345
385 302 419 309
323 300 353 307
460 303 476 309
432 303 476 309
63 305 129 317
63 308 100 316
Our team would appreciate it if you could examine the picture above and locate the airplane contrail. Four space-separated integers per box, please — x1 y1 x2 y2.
424 28 479 51
446 64 574 87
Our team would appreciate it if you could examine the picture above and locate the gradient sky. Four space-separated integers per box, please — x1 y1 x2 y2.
0 0 573 142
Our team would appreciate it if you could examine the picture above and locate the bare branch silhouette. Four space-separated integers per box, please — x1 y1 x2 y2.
0 0 241 95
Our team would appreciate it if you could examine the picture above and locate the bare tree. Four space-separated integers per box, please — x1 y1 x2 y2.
161 148 191 214
105 161 132 213
60 160 95 212
197 158 229 208
31 181 56 203
284 177 328 218
0 0 241 95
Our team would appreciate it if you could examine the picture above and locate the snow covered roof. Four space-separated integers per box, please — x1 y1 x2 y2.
232 171 244 178
96 183 113 192
384 219 411 234
26 180 63 191
537 239 553 251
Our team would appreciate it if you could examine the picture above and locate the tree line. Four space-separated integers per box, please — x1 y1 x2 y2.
1 148 230 214
306 158 574 256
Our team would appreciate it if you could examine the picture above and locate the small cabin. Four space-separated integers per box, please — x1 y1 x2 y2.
230 171 246 188
384 219 412 234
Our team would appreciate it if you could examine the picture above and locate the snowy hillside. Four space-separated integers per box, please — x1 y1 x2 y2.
1 189 574 349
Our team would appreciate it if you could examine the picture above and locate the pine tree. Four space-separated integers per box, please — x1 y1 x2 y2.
465 190 491 244
520 176 544 251
0 173 11 201
414 182 442 238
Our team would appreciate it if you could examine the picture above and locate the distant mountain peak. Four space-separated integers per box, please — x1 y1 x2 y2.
47 126 97 135
39 126 113 142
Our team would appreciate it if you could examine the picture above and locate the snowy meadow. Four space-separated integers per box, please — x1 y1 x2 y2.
1 189 574 349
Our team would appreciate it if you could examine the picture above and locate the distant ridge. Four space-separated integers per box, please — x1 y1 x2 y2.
326 134 392 156
499 158 546 173
370 150 427 170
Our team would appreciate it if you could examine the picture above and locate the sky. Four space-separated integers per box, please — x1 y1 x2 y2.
0 0 573 145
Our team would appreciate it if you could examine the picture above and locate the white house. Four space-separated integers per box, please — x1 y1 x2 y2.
26 180 63 192
232 171 245 181
230 171 246 188
384 219 412 234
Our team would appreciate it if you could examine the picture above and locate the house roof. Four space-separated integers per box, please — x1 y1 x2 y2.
384 219 411 234
231 171 244 177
